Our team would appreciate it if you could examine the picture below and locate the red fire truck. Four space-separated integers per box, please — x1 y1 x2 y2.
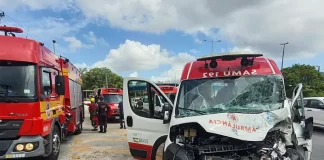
0 26 84 160
94 88 123 120
157 85 178 103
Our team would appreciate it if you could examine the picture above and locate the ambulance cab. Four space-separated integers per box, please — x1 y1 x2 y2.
123 53 313 160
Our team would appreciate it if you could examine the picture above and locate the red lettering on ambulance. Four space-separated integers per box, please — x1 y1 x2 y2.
209 119 257 133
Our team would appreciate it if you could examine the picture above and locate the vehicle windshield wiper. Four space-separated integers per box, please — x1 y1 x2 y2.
178 107 206 115
0 95 18 102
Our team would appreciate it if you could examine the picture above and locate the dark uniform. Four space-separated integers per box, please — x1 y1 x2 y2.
97 97 110 133
118 101 126 129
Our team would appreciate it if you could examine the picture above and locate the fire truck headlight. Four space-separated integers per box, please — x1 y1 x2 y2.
15 144 24 151
25 143 34 151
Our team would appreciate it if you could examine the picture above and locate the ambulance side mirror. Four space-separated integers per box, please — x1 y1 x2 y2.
55 75 65 95
162 102 172 124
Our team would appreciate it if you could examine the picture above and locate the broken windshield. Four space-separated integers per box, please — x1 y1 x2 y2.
175 75 285 118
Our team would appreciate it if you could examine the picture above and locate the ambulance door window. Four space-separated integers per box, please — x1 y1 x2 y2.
128 80 168 120
128 80 151 118
151 87 168 119
41 68 52 97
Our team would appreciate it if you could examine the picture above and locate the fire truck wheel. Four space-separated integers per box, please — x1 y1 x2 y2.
43 126 60 160
74 122 83 135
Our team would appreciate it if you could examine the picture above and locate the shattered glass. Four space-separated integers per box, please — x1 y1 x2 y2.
176 75 285 118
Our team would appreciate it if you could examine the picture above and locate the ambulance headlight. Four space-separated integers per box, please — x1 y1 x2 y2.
209 59 218 68
25 143 34 151
15 144 24 151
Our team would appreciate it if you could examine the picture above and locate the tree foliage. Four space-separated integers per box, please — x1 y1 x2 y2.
282 64 324 98
80 67 123 90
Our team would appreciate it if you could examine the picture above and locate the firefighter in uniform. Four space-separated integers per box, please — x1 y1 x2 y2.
88 98 99 131
97 96 110 133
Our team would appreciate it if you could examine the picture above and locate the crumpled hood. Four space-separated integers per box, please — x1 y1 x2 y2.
172 108 289 141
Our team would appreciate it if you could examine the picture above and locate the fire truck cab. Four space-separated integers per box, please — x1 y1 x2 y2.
0 26 84 160
123 53 313 160
95 88 123 120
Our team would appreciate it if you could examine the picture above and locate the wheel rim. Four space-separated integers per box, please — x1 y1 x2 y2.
52 132 60 155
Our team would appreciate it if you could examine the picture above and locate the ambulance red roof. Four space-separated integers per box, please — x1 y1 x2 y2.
180 53 281 80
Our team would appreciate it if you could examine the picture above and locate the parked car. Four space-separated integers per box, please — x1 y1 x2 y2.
303 97 324 127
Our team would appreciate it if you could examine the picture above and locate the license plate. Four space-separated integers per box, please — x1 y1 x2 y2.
115 117 120 119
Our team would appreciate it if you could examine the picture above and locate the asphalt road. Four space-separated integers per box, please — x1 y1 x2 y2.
18 114 324 160
312 128 324 160
58 116 133 160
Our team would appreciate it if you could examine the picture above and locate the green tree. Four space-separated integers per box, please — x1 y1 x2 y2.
81 67 123 90
282 64 324 98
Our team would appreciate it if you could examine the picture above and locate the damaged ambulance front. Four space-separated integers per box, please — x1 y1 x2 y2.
162 54 313 160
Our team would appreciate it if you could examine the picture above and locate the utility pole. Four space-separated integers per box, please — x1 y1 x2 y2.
315 66 320 72
52 40 56 54
172 69 181 86
104 67 108 88
280 42 289 71
204 39 221 54
105 74 108 87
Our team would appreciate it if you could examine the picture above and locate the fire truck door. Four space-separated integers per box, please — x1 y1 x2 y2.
123 77 172 160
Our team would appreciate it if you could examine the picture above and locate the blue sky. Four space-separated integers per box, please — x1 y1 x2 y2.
1 0 323 82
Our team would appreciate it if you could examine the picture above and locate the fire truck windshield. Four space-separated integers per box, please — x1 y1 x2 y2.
175 75 285 118
103 94 122 104
0 63 36 102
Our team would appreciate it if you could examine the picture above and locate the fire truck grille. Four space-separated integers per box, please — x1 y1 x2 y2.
0 140 13 156
0 120 23 139
0 151 6 157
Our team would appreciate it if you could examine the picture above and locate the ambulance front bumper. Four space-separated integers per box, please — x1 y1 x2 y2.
0 135 45 159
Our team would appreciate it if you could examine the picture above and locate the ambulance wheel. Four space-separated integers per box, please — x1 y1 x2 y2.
43 126 60 160
74 122 83 135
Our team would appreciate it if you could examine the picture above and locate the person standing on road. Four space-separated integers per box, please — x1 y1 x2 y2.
118 100 126 129
97 96 110 133
88 98 99 131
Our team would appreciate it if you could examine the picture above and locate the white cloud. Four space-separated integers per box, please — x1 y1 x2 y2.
189 49 198 54
92 40 194 73
74 62 89 69
73 0 324 58
83 31 109 46
74 40 195 81
0 0 76 11
4 0 324 58
129 72 138 77
64 36 93 52
7 16 89 50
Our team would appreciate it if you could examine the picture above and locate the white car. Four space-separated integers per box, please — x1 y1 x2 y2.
304 97 324 127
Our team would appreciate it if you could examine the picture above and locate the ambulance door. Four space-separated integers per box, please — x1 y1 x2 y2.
123 77 172 160
291 84 312 159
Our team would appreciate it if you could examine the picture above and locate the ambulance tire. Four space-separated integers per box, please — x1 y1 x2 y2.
151 136 167 160
43 126 60 160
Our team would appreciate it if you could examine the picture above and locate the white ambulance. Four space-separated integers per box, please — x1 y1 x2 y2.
123 53 313 160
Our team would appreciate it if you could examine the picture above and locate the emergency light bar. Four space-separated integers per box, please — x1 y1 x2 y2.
197 53 263 69
0 26 24 33
0 26 23 37
161 87 173 90
106 89 121 93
